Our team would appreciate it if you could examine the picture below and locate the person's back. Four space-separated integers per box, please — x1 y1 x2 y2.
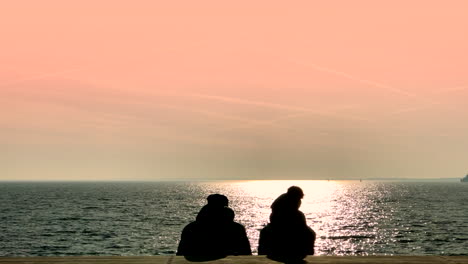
177 194 251 258
258 221 315 261
177 219 236 258
259 186 316 262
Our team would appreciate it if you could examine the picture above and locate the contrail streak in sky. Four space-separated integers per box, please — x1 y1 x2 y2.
152 103 294 132
214 105 361 134
387 86 467 116
431 86 467 94
258 51 442 105
153 90 371 122
0 68 82 88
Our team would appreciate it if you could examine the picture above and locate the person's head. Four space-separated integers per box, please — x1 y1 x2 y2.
222 207 235 222
287 186 304 199
207 194 229 207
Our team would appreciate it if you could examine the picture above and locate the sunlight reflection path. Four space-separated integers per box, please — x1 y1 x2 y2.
200 180 402 255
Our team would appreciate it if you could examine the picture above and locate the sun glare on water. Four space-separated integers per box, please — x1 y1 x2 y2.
207 180 400 255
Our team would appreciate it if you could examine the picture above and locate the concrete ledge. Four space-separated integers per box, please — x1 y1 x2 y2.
1 256 468 264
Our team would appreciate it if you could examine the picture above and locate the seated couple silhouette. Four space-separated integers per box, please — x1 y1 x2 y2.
177 186 316 262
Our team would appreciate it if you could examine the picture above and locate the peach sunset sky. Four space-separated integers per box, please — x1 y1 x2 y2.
1 1 467 181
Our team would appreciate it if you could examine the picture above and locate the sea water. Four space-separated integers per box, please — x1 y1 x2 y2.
0 180 467 256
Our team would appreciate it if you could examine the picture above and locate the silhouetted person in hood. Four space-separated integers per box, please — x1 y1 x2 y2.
259 186 316 263
195 194 229 223
177 194 251 260
270 186 307 225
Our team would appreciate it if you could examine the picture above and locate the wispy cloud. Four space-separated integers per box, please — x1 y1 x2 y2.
0 68 83 88
258 52 442 106
431 86 467 95
151 90 370 121
386 86 467 116
213 104 361 135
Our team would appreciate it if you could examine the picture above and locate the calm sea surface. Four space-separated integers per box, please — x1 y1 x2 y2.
0 180 467 256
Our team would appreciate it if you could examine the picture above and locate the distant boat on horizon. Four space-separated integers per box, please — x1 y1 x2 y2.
461 174 468 182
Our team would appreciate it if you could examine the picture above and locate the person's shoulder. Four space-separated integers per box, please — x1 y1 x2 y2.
196 205 211 221
259 224 274 240
182 221 200 231
230 221 248 231
260 223 272 233
274 193 288 201
231 221 245 227
271 193 288 207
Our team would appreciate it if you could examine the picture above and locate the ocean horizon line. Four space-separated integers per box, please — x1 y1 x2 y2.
0 177 462 183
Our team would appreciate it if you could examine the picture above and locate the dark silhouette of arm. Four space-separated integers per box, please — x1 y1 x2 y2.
226 223 252 255
176 223 195 256
306 227 316 255
258 225 271 255
236 224 252 255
